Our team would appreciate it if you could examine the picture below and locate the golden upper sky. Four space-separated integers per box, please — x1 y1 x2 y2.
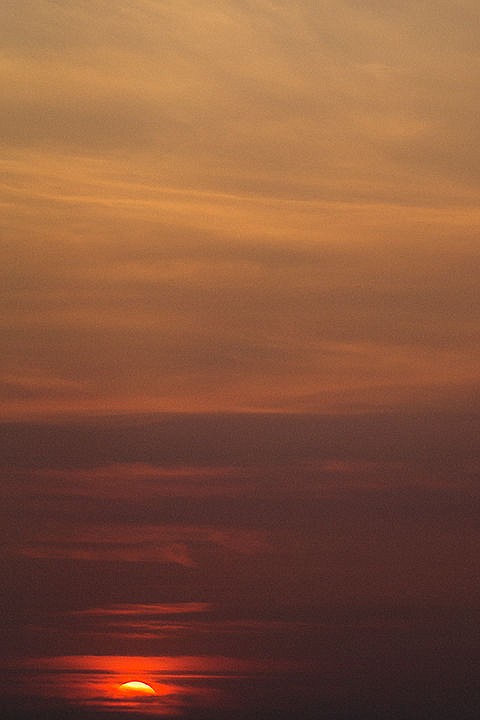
2 0 479 417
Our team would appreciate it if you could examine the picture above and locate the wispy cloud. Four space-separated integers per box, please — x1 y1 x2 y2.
73 602 212 617
1 1 480 418
7 654 262 716
10 524 270 566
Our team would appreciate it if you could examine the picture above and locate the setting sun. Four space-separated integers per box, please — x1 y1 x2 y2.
118 681 156 697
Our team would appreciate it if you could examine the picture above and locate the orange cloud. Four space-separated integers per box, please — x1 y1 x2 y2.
2 0 480 420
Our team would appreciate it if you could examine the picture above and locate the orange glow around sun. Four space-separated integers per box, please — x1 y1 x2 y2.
16 654 239 715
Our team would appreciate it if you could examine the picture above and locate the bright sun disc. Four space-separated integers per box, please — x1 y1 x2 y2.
118 681 156 696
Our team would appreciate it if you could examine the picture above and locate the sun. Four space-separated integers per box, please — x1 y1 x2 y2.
118 681 156 697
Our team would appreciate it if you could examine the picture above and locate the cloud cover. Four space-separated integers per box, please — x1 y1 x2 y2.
2 3 480 719
2 0 480 417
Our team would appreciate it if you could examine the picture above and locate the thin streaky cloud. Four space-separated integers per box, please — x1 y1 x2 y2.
72 603 212 617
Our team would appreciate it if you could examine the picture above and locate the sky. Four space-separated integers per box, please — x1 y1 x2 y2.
1 1 480 718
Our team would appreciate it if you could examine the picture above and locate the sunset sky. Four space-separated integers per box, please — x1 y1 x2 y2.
1 1 480 719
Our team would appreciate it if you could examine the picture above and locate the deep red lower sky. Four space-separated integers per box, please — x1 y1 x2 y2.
1 412 479 719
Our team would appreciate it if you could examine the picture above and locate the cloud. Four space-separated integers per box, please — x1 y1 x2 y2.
27 463 242 499
2 5 480 421
73 602 212 616
2 222 479 416
1 413 479 605
3 517 270 566
3 0 480 191
6 653 256 717
1 7 479 717
64 602 310 644
69 605 312 643
16 538 198 567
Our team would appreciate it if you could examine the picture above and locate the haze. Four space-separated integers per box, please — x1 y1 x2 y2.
1 2 479 719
